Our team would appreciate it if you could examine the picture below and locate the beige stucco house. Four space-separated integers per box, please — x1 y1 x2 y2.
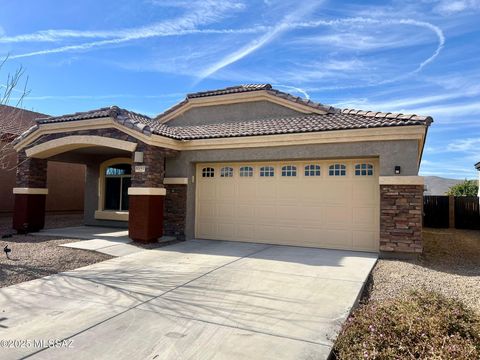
11 84 432 256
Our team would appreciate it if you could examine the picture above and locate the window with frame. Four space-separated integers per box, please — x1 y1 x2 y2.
304 164 321 177
220 166 234 177
259 166 275 177
202 167 215 178
281 165 297 177
329 164 346 176
355 163 374 176
239 166 253 177
104 163 131 211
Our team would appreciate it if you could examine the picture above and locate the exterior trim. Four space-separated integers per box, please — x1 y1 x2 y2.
128 187 167 196
379 176 424 185
25 134 138 159
163 177 188 185
158 90 328 123
94 210 129 221
13 187 49 195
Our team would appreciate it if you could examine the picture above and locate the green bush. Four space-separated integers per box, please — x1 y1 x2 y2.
334 291 480 359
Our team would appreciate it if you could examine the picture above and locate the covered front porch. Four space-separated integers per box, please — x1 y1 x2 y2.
12 123 185 243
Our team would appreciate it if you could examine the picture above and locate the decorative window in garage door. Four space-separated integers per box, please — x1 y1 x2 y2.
355 163 374 176
304 164 321 176
202 167 215 178
329 164 346 176
281 165 297 177
239 166 253 177
260 166 275 177
220 166 234 177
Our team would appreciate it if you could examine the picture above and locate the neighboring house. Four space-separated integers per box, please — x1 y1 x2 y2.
476 162 480 197
11 84 432 256
0 104 85 215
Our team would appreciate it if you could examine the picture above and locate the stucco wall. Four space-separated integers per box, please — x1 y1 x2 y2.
166 100 303 127
165 139 420 239
0 141 85 215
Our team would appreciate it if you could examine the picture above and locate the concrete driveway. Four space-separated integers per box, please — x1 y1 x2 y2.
0 240 377 360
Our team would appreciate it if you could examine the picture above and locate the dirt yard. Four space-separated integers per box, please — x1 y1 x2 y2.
370 228 480 313
0 214 112 288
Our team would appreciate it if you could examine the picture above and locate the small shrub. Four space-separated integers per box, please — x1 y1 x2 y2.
334 291 480 359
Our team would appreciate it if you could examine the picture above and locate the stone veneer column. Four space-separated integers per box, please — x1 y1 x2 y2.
128 144 167 242
164 183 187 240
12 152 48 233
380 181 424 254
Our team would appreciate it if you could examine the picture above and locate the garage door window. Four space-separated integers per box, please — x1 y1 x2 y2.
239 166 253 177
355 163 374 176
202 167 215 178
329 164 346 176
281 165 297 177
260 166 275 177
220 166 234 177
305 164 321 176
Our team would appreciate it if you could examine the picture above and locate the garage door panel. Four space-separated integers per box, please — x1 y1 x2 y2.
236 204 255 219
353 207 376 227
216 203 235 219
198 202 215 218
323 183 351 204
324 207 352 225
254 205 277 220
353 231 378 251
196 160 378 252
236 224 255 240
255 182 276 201
237 182 256 201
353 182 378 205
216 182 236 199
217 223 235 239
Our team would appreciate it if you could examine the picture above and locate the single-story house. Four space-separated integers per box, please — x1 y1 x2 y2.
0 105 85 215
11 84 432 255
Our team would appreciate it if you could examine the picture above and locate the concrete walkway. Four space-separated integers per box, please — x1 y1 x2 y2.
31 226 144 257
0 240 377 360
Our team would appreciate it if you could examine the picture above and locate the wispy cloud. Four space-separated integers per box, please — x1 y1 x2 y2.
196 2 322 81
433 0 480 16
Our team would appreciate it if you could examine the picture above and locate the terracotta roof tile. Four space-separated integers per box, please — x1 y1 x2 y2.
13 88 433 144
0 105 49 137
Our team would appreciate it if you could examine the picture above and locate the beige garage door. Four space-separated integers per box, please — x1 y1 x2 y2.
195 159 379 252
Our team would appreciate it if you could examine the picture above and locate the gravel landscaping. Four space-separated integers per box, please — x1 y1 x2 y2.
370 228 480 313
0 214 113 288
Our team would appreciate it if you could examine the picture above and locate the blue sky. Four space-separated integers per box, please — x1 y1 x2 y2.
0 0 479 179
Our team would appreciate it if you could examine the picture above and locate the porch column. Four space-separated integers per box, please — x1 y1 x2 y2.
128 145 166 242
12 152 48 233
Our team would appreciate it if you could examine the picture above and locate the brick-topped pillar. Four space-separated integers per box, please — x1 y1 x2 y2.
12 153 48 233
379 178 424 255
128 145 167 242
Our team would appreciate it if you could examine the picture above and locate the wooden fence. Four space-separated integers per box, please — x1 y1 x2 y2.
423 196 450 228
423 195 480 230
455 196 480 230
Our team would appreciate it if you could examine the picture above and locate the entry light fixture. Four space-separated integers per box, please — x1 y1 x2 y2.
134 151 144 163
394 166 401 175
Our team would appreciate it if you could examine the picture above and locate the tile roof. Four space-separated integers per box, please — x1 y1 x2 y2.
13 86 433 144
154 84 335 120
150 112 432 140
0 105 49 137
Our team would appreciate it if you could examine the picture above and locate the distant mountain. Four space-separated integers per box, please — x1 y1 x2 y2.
423 176 465 195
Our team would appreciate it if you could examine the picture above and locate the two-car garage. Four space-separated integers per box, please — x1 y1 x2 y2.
195 159 379 252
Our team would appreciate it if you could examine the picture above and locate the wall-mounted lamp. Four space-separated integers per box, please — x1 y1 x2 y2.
394 166 401 175
134 151 144 163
